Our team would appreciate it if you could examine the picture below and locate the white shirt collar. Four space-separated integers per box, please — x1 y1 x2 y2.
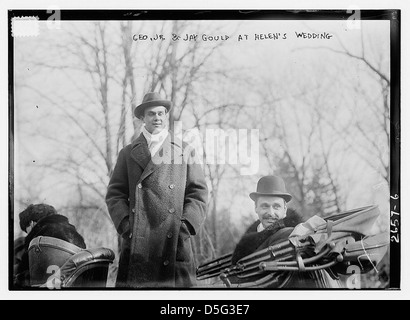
142 126 168 142
142 126 169 156
257 222 265 232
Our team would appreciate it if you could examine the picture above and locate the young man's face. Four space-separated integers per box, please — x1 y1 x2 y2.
142 105 168 134
255 196 287 228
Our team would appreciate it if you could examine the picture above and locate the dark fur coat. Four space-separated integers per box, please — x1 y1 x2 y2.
231 208 304 264
14 214 86 287
230 209 342 288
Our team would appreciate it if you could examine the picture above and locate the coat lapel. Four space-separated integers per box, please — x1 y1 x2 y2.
130 134 151 170
139 131 183 182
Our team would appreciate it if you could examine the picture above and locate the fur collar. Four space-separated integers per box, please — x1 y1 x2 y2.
232 208 304 264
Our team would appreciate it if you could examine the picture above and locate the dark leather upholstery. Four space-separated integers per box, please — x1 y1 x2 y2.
28 236 115 288
59 248 115 287
28 236 83 286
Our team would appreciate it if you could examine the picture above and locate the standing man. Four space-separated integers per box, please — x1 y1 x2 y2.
106 92 208 288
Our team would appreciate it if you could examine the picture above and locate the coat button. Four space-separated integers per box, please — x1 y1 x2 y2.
132 208 136 213
168 208 175 214
167 232 173 239
163 260 169 266
169 184 175 189
137 183 142 189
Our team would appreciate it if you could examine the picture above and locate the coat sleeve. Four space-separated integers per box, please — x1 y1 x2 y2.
106 147 130 233
182 147 208 235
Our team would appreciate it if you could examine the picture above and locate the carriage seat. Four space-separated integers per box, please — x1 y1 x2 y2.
58 247 115 287
28 236 115 288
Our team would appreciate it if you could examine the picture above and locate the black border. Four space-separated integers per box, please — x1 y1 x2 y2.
389 10 400 290
8 9 401 291
7 9 399 20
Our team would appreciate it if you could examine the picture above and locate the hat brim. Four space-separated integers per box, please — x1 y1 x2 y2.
249 192 292 203
134 100 172 119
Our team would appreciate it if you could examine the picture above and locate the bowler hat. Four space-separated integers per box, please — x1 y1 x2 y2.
134 92 172 119
249 176 292 203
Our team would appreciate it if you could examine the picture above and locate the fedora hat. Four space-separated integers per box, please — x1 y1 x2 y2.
249 175 292 203
134 92 172 119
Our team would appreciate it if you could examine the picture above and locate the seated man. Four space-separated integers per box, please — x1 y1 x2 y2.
231 175 341 288
232 175 303 264
14 203 86 288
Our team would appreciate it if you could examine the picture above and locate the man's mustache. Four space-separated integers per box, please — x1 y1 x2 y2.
262 214 278 220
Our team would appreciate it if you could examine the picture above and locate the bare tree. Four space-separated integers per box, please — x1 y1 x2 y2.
296 26 390 185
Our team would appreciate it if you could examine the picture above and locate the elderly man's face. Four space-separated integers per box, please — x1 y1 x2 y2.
255 196 287 228
142 105 168 134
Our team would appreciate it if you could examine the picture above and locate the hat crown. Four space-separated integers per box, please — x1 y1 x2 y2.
256 176 287 194
134 92 172 119
250 175 292 202
141 92 164 104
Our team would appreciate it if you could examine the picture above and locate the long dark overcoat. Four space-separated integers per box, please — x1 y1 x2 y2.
106 132 208 288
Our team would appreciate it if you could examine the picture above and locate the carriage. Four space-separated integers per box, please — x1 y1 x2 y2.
26 236 115 288
196 205 389 289
22 205 388 289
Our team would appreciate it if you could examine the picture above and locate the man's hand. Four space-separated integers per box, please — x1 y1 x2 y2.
182 220 194 236
118 216 131 238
